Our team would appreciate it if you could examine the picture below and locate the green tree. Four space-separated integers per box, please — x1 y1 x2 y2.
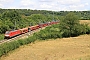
1 10 26 30
29 14 47 24
59 12 80 37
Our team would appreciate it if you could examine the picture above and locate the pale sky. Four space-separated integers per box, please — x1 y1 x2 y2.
0 0 90 11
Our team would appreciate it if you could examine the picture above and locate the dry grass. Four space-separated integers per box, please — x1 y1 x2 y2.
1 34 90 60
80 20 90 26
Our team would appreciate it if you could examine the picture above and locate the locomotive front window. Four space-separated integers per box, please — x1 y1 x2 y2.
5 31 10 34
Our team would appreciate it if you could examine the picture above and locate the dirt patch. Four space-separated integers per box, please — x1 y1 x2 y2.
1 34 90 60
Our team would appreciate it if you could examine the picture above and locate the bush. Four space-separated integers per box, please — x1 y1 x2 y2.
0 35 37 57
0 40 20 57
86 27 90 34
33 24 62 40
0 34 4 41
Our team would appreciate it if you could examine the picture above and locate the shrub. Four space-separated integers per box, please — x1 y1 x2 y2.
0 35 37 57
33 24 62 40
0 34 4 41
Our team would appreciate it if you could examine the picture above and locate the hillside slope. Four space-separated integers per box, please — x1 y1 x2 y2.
1 34 90 60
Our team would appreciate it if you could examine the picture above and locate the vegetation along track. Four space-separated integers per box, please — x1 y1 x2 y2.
0 27 45 45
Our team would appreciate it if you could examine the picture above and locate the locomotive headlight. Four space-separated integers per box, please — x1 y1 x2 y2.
5 35 10 36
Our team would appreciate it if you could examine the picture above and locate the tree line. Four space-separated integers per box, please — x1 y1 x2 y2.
0 9 90 34
0 9 58 33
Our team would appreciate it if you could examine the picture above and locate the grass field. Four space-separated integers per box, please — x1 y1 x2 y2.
1 34 90 60
80 20 90 26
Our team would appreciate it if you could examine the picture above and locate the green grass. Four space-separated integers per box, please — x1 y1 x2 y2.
0 34 4 41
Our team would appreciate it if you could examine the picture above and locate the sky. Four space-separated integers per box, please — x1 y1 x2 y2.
0 0 90 11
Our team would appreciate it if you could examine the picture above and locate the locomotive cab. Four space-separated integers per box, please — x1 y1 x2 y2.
4 31 11 39
4 30 21 39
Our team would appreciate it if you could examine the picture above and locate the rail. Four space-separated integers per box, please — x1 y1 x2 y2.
0 27 45 45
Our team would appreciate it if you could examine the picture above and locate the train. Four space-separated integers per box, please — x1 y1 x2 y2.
4 21 59 39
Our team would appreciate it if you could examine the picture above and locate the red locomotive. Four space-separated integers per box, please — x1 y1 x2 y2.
4 30 21 39
4 21 59 39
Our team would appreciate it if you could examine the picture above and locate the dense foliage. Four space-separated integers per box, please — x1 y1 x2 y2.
0 36 36 57
0 9 90 34
33 13 90 40
0 9 59 34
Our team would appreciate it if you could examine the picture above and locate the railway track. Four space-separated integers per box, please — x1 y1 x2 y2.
0 21 59 45
0 27 44 45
